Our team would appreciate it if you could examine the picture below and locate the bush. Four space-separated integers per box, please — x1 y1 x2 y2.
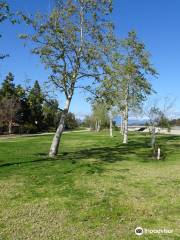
21 124 38 134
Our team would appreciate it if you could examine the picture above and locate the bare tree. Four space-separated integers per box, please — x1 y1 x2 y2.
144 97 175 159
0 96 20 134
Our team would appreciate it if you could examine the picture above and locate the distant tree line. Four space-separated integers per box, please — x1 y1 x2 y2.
82 101 117 133
170 119 180 126
0 72 80 134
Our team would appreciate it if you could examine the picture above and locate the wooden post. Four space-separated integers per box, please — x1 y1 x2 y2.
157 147 161 160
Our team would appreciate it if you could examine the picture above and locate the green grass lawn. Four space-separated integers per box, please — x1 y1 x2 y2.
0 131 179 239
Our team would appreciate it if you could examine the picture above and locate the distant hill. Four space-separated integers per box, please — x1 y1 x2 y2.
114 116 146 126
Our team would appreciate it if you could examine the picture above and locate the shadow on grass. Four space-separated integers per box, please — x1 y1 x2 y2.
0 138 151 168
0 134 179 169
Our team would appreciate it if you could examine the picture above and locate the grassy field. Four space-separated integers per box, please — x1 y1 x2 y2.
0 131 179 240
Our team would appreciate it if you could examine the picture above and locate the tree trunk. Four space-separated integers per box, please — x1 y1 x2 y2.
120 114 124 135
49 98 71 157
97 120 101 132
8 121 12 134
151 126 156 148
95 121 98 132
157 147 161 160
109 115 113 137
123 81 129 144
123 105 128 144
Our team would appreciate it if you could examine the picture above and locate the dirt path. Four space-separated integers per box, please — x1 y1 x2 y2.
0 129 90 140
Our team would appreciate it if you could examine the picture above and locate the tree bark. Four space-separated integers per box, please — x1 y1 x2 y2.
49 98 71 157
95 121 98 132
157 147 161 160
8 121 12 135
123 105 128 144
109 116 113 137
96 120 101 132
109 115 113 137
123 81 129 144
120 113 124 135
151 126 156 148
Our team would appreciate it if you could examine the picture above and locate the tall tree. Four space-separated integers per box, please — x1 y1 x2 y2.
20 0 114 157
43 99 60 130
0 73 31 133
65 112 78 130
92 101 109 132
28 80 44 131
120 31 157 143
83 115 96 130
0 72 16 98
99 31 157 143
15 84 31 125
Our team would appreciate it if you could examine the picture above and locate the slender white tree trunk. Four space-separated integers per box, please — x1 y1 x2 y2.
109 114 113 137
95 121 98 132
157 147 161 160
120 113 124 135
49 98 71 157
123 104 128 144
123 81 129 144
151 126 156 148
97 120 101 132
8 121 12 135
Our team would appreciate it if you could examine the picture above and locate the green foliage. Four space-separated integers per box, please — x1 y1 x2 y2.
20 0 114 103
82 115 94 128
170 118 180 126
19 0 115 156
92 101 109 128
0 1 16 59
148 107 163 126
83 101 109 130
15 84 31 125
147 106 170 129
0 0 9 43
158 114 171 130
97 31 157 113
43 99 60 130
0 72 16 98
20 123 38 134
119 31 157 108
0 73 80 134
65 112 79 130
27 80 44 130
0 1 9 23
0 73 21 133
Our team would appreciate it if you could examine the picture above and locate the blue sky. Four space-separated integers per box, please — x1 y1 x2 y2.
0 0 180 119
